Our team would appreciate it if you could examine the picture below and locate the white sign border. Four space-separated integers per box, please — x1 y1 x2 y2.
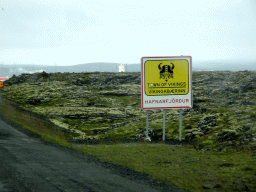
141 56 193 110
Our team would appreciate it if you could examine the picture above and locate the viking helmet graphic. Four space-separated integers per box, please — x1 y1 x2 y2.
158 62 175 82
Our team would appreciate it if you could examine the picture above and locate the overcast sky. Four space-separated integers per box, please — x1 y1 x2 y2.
0 0 256 66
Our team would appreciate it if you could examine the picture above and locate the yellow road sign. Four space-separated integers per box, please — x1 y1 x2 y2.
0 81 4 88
144 59 189 96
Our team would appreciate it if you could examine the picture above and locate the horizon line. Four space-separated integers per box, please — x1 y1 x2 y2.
0 60 255 66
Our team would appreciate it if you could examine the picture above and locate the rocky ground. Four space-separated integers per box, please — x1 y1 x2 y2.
1 70 256 152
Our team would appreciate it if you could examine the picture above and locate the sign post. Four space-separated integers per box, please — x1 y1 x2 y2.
146 110 149 140
179 109 182 141
163 109 166 140
141 56 192 141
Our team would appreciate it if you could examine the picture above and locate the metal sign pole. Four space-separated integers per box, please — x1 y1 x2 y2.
179 109 182 141
146 110 149 139
163 109 166 141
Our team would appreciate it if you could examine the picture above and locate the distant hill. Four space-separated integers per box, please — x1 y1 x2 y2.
0 60 255 78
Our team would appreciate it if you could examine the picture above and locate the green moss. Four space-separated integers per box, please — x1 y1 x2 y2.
207 141 220 149
202 139 213 144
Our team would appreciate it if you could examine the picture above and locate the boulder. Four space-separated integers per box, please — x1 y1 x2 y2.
135 128 156 140
185 115 218 140
217 129 238 142
28 98 42 105
185 131 203 141
242 125 250 132
72 125 78 129
183 104 209 114
143 128 155 138
240 100 255 106
241 81 256 93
